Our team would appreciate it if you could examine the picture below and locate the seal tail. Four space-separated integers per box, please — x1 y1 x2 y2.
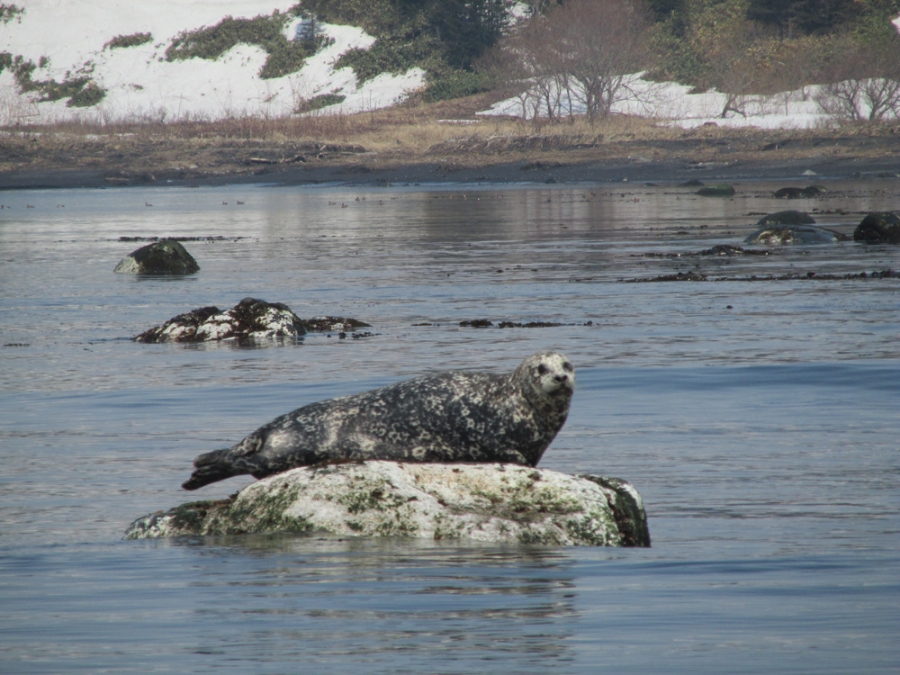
182 448 242 490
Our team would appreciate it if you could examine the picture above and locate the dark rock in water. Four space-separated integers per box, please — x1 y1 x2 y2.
114 239 199 275
124 461 650 547
774 185 827 199
625 270 708 282
135 297 307 343
697 244 746 256
302 316 372 332
853 212 900 244
745 223 849 245
497 320 565 328
696 184 735 197
460 319 494 328
756 210 816 227
679 179 704 187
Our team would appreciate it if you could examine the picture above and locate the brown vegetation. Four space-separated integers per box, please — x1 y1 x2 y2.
479 0 651 124
3 88 900 186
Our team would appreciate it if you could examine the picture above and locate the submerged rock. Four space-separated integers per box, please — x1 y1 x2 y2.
756 210 816 227
125 461 650 547
745 223 849 245
135 297 307 343
695 184 735 197
302 316 372 332
773 185 827 199
114 239 200 275
853 212 900 244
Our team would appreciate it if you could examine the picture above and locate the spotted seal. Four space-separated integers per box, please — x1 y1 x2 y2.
182 351 574 490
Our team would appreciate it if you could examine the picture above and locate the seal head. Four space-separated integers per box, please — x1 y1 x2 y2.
183 351 574 490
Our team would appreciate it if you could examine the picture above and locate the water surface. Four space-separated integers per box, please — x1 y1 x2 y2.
1 180 898 673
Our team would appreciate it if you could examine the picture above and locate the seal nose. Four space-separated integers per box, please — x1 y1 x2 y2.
555 374 568 383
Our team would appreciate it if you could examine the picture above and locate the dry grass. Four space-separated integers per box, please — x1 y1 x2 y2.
2 91 899 178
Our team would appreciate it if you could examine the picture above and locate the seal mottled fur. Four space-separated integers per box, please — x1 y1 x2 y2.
183 351 575 490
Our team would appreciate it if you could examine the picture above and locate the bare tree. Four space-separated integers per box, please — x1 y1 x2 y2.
546 0 652 124
483 0 652 124
815 34 900 123
818 77 900 122
482 13 571 122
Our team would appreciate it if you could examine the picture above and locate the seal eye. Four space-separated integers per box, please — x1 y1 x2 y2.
562 362 573 372
537 364 549 376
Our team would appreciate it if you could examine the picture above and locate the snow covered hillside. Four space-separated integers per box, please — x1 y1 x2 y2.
0 1 425 124
2 2 899 130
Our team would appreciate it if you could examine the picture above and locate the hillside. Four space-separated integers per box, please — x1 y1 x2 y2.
0 1 428 124
3 1 900 129
2 0 900 189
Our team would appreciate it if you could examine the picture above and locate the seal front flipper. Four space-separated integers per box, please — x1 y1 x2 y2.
182 448 243 490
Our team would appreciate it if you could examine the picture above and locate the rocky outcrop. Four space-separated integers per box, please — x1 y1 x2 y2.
114 239 199 275
853 212 900 244
135 297 307 343
125 461 650 547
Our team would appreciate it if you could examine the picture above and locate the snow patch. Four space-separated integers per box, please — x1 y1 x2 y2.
478 73 895 130
0 1 424 124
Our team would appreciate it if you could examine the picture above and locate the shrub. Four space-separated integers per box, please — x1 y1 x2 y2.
67 81 106 107
295 92 346 113
302 0 511 97
422 70 488 102
0 4 23 24
104 33 153 50
9 56 106 107
165 10 327 79
335 29 438 84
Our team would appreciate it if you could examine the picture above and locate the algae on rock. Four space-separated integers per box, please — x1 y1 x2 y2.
125 461 650 547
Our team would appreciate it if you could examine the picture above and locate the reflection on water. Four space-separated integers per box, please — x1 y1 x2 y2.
1 181 899 674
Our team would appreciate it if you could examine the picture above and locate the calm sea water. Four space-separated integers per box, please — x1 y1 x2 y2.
1 180 898 674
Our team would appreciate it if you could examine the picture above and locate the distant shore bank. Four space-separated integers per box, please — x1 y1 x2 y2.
2 126 899 191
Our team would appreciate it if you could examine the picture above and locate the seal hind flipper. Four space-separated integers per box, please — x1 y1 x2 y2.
182 448 243 490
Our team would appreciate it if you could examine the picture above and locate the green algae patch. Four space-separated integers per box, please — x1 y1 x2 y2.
125 462 650 547
204 482 314 535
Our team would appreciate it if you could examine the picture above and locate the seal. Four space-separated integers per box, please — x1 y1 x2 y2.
182 351 575 490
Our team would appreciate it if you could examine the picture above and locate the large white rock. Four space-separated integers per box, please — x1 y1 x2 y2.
125 461 650 546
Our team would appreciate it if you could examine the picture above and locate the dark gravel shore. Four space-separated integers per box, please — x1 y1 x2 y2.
2 128 899 190
2 155 899 191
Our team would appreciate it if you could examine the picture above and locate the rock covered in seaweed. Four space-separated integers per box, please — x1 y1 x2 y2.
124 461 650 547
114 239 200 275
695 184 735 197
302 316 372 332
773 185 827 199
135 297 307 343
853 212 900 244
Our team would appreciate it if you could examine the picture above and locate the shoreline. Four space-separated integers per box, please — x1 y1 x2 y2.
3 155 900 192
2 128 900 191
